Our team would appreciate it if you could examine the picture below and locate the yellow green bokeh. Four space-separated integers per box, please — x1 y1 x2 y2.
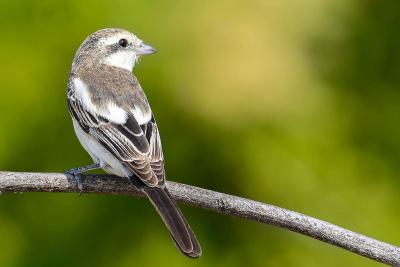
0 1 399 266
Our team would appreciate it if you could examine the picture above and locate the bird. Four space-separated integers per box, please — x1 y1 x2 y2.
64 28 201 258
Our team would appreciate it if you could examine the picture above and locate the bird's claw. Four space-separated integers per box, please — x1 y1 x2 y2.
64 170 84 196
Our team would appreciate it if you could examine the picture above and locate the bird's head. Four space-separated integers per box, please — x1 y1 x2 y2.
73 28 156 71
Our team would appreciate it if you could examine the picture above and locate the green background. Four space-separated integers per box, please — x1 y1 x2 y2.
0 0 399 266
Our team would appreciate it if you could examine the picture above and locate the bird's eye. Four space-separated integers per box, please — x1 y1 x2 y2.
118 38 128 48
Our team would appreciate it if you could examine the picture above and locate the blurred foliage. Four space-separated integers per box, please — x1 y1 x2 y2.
0 0 399 266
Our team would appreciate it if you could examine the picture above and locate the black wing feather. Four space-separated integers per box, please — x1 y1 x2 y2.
68 95 160 186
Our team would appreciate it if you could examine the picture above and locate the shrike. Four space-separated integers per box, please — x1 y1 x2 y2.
65 28 201 258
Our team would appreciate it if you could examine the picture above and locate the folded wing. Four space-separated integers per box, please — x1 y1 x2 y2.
68 93 164 187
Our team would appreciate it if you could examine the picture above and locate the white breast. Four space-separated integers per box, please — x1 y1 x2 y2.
72 118 132 177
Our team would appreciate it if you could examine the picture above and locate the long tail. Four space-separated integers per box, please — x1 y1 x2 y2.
142 186 202 258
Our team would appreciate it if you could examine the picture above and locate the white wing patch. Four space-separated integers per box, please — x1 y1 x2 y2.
73 78 98 115
131 105 152 125
106 102 128 124
72 78 128 124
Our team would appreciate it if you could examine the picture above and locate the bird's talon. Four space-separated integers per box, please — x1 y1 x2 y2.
64 171 84 196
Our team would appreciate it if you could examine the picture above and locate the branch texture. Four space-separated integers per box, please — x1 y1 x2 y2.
0 171 399 266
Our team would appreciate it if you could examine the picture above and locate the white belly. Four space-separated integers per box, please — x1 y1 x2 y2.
72 118 132 178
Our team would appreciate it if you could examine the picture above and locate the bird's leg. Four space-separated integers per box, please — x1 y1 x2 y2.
64 163 101 195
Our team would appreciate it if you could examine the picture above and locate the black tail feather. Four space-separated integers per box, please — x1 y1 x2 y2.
142 186 202 258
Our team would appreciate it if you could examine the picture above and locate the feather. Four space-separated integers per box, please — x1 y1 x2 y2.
67 66 201 257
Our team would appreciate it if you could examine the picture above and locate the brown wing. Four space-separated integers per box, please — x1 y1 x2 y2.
141 116 165 184
68 95 164 187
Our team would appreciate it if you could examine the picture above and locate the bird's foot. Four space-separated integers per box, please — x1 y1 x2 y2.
64 169 84 196
64 163 101 196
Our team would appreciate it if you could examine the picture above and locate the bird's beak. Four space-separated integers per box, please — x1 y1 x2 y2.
136 43 157 55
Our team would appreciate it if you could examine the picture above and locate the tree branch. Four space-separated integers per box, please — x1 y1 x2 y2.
0 171 399 266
